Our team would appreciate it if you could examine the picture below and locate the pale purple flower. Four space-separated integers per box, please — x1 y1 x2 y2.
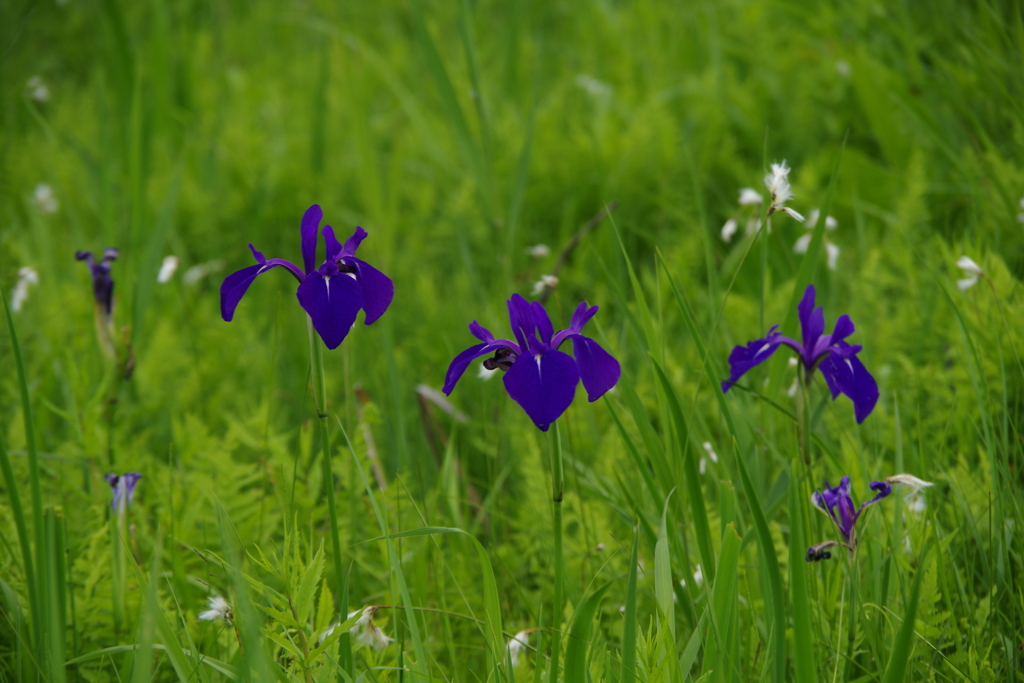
104 472 142 509
807 476 891 561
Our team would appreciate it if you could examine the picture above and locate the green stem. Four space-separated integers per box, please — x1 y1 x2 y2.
548 422 564 683
843 559 860 681
307 319 352 678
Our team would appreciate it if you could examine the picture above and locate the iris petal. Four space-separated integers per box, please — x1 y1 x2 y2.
721 327 783 392
301 204 323 275
442 342 517 395
503 350 580 431
296 272 363 349
571 335 620 401
819 353 879 423
347 257 394 325
221 263 272 321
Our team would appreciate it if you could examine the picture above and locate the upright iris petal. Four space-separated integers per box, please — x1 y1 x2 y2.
721 284 879 423
220 204 394 349
443 293 620 431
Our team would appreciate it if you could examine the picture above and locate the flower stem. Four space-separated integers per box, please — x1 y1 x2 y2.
307 318 352 677
548 422 565 683
842 557 861 681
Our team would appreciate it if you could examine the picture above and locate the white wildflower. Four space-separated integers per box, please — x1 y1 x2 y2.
907 494 926 515
806 209 837 230
738 188 763 206
11 267 39 312
699 441 718 475
764 161 804 222
956 255 982 291
26 76 51 103
825 242 840 270
531 274 558 296
794 210 839 269
349 607 392 650
507 629 533 667
720 218 738 242
680 565 704 588
34 183 59 214
157 255 179 283
526 244 551 259
198 595 232 622
182 260 225 285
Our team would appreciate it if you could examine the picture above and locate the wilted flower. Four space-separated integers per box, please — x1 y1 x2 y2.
76 249 119 323
507 629 534 667
198 595 233 622
34 183 59 214
531 274 558 296
885 473 934 497
956 255 983 291
443 294 620 431
807 476 892 561
221 204 394 349
794 210 840 270
157 256 179 283
526 244 551 259
349 607 392 650
722 284 879 423
26 76 51 103
104 472 142 510
11 267 39 312
764 162 805 222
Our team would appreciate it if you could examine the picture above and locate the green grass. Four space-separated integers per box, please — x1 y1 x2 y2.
1 0 1023 681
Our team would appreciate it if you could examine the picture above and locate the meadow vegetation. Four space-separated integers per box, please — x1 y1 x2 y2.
1 0 1022 681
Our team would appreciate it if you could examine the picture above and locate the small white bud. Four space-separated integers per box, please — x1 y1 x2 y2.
721 218 738 242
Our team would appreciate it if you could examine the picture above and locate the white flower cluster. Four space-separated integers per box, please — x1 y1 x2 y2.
794 209 840 270
764 161 805 222
956 256 983 291
198 595 233 622
11 267 39 312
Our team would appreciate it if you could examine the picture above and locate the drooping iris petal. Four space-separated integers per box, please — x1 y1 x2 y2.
221 263 270 322
301 204 323 275
346 257 394 325
830 314 855 345
818 352 879 424
503 350 580 431
571 336 621 401
860 481 892 510
442 341 519 395
721 327 783 392
296 272 363 349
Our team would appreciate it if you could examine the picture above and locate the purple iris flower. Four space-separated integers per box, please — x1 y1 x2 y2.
442 293 620 431
220 204 394 349
75 248 119 321
721 284 879 423
104 472 143 510
806 476 891 561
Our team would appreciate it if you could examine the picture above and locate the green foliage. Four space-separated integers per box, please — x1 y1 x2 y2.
2 0 1023 681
